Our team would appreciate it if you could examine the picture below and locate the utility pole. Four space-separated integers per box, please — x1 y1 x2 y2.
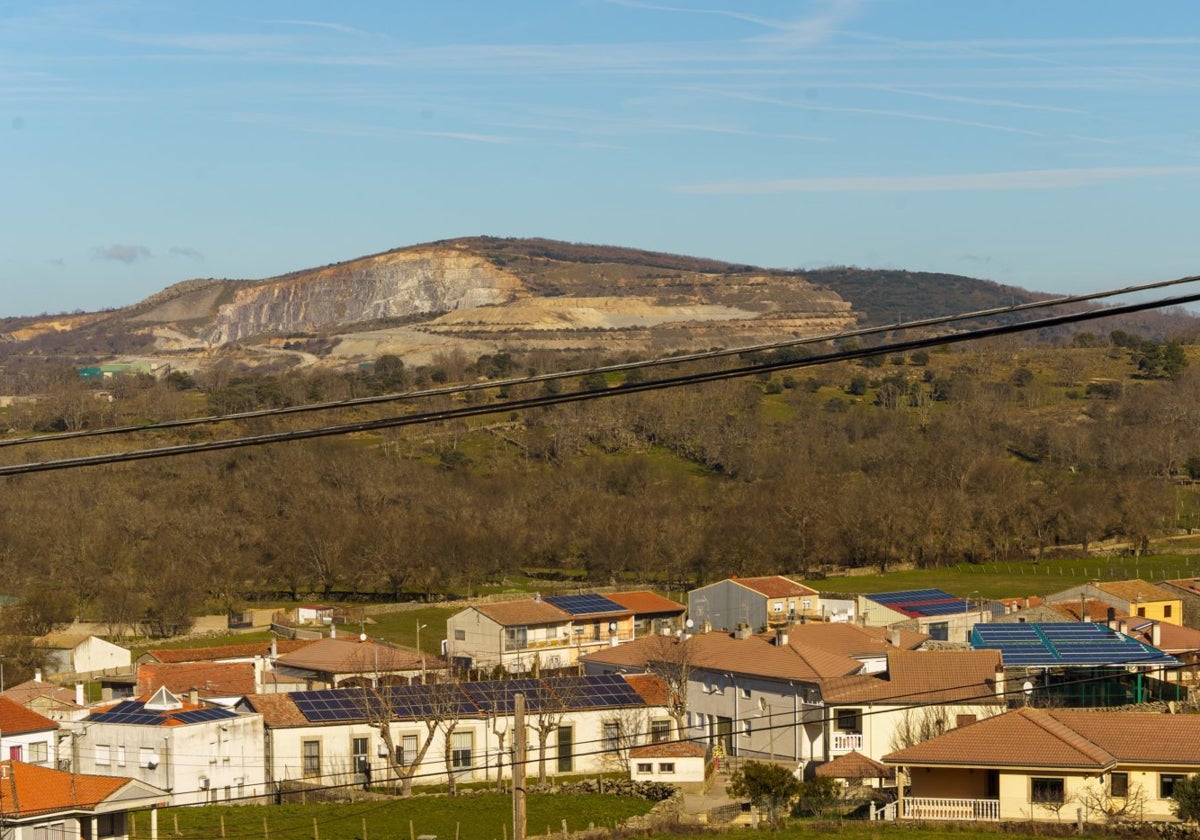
512 693 526 840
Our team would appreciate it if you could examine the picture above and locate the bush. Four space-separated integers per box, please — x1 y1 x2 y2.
1172 774 1200 822
791 776 843 818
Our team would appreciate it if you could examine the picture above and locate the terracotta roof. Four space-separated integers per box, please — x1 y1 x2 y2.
630 742 708 759
821 650 1003 705
241 693 310 728
732 575 818 599
1126 620 1200 654
0 696 58 735
780 623 926 659
885 708 1200 771
137 662 256 698
144 639 316 664
623 673 671 707
1161 579 1200 598
274 637 429 675
854 625 929 650
884 708 1117 770
996 596 1044 609
2 680 82 710
581 630 861 683
474 599 571 627
0 761 158 818
1096 579 1178 604
1047 599 1126 622
815 750 894 780
605 591 685 616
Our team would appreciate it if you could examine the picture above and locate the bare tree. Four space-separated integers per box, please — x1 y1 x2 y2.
361 681 464 796
643 635 694 736
888 706 953 752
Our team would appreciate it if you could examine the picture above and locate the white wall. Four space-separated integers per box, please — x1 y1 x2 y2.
2 727 57 766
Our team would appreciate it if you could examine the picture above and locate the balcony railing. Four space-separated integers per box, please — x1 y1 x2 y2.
831 732 863 752
902 798 1000 822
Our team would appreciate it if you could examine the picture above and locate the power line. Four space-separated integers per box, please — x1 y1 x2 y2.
3 272 1197 451
2 283 1200 477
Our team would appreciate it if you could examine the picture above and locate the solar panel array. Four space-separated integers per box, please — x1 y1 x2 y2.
868 589 968 617
972 622 1180 667
290 674 648 724
544 593 625 616
89 700 165 725
174 707 238 724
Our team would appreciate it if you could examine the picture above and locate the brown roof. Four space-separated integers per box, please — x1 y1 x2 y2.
274 637 429 675
144 639 316 664
33 633 93 651
0 761 159 817
474 599 571 627
0 696 58 735
2 680 83 710
581 630 861 683
780 623 926 659
605 591 685 616
732 575 818 599
241 693 310 728
1047 599 1126 622
822 650 1003 705
1096 579 1178 605
623 673 671 707
630 742 708 759
885 708 1200 770
815 750 894 780
137 662 256 698
1126 620 1200 654
1161 579 1200 598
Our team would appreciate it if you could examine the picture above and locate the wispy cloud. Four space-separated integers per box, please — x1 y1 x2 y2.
608 0 864 48
93 244 151 263
226 112 512 144
677 166 1200 195
169 246 204 259
263 19 381 39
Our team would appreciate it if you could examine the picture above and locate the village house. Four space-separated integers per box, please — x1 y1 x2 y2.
884 708 1200 823
71 686 267 807
857 589 988 644
0 760 167 840
239 673 673 790
2 677 89 722
1045 580 1183 627
687 576 820 632
272 636 441 688
0 697 59 767
35 633 131 679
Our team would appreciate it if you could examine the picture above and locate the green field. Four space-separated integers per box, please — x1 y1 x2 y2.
158 793 652 840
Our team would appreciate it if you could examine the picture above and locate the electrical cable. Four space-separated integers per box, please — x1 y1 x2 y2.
4 284 1200 477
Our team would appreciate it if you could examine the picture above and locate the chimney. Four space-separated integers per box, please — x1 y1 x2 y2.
1152 623 1162 648
1080 593 1087 622
775 629 789 647
1106 607 1116 624
330 626 337 639
270 637 278 660
890 628 901 647
1118 619 1129 636
75 683 85 706
188 688 198 706
994 663 1006 700
34 669 42 683
534 592 542 602
1022 597 1030 609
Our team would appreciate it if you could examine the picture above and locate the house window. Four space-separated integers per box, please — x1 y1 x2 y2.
773 603 783 613
603 722 620 753
1137 607 1146 617
139 747 156 768
353 737 369 774
302 740 321 778
836 709 862 733
928 622 949 642
801 598 812 611
709 681 722 695
1031 777 1065 805
397 734 418 766
27 742 48 764
1165 606 1173 619
659 762 675 774
1110 772 1129 798
636 762 653 773
116 745 125 767
741 686 751 699
650 720 671 743
451 731 473 770
454 629 466 641
96 745 111 767
504 626 528 650
1162 774 1187 799
742 720 752 737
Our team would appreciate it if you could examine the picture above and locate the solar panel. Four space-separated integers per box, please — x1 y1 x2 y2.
545 593 625 615
973 622 1180 666
293 689 371 722
463 679 544 713
174 708 237 724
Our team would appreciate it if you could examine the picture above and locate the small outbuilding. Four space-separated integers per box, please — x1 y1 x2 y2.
629 742 711 792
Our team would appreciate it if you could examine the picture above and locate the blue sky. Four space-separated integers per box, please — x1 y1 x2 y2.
2 0 1199 317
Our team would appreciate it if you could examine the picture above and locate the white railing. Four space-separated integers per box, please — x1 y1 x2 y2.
831 732 863 752
902 797 1000 822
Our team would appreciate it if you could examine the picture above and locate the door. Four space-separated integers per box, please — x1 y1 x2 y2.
557 725 574 773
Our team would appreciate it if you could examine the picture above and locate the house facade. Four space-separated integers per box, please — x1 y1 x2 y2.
0 761 167 840
0 697 59 767
1046 580 1183 627
687 576 820 632
884 708 1200 823
36 634 131 678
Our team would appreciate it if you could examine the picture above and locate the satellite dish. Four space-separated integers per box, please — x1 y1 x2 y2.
1022 680 1034 696
359 632 367 642
685 619 694 629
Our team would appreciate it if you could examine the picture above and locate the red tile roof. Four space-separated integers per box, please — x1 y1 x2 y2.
241 693 311 728
274 637 430 675
1096 579 1178 605
630 742 707 759
144 639 316 664
815 750 894 780
821 650 1004 705
0 760 159 817
1047 600 1125 622
623 673 671 707
1 681 81 711
605 591 685 616
137 662 257 698
732 575 818 599
780 623 926 659
0 696 58 735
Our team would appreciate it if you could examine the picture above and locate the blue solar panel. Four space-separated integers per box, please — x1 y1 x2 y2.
868 589 970 616
174 708 237 724
973 622 1179 666
545 594 625 615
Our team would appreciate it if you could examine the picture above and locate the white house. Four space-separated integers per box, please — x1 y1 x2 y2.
241 673 674 791
0 696 59 767
36 634 132 678
72 687 267 807
629 742 709 792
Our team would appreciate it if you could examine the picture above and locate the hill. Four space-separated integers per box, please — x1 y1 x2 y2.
0 237 1194 380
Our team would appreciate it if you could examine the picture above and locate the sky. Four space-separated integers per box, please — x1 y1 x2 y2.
2 0 1199 317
